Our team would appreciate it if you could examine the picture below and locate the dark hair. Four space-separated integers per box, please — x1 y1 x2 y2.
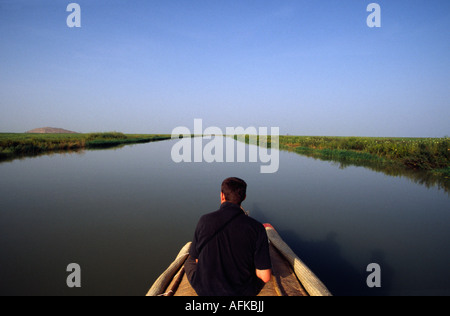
221 177 247 205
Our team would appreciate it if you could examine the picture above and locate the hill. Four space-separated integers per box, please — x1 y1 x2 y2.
26 127 78 134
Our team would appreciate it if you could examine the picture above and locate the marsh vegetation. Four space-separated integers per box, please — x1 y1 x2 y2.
0 132 171 162
276 136 449 174
234 135 449 192
1 133 448 190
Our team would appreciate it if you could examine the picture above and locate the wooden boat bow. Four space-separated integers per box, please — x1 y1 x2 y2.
147 224 332 297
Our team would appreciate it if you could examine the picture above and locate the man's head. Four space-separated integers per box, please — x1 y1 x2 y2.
221 177 247 206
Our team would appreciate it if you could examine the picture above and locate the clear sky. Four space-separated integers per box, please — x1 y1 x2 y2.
0 0 449 137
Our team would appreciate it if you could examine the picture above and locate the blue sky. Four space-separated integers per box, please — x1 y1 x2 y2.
0 0 449 136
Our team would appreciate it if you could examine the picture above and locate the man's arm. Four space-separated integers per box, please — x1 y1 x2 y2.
190 217 203 261
254 224 272 284
256 269 272 284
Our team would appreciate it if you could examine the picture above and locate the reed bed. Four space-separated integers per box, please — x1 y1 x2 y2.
0 132 171 161
277 136 449 173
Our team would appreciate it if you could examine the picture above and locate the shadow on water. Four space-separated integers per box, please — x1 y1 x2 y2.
278 230 394 296
251 206 394 296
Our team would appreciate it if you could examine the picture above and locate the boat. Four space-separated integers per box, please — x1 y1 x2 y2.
147 224 332 296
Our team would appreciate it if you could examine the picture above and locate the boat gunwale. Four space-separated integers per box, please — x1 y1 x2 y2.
146 224 332 297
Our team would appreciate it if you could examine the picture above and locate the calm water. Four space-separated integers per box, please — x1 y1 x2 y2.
0 139 449 296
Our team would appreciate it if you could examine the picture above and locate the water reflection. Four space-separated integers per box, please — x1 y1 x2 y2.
280 147 449 194
1 138 448 194
0 138 449 296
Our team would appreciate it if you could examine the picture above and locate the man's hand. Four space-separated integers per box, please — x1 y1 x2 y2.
256 269 272 283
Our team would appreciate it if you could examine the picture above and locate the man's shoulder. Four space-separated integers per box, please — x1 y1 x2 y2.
199 203 237 221
196 208 223 231
239 215 266 232
197 203 265 233
198 208 222 222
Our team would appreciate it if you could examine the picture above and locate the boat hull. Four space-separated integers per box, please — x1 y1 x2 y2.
147 224 331 297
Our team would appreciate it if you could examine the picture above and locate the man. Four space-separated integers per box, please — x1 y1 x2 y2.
185 177 272 296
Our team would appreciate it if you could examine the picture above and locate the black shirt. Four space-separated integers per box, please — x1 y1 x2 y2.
189 202 272 296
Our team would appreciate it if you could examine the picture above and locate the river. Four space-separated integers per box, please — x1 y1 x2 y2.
0 138 449 296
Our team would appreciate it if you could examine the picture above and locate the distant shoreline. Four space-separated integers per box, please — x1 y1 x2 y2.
233 135 449 178
2 133 448 172
0 132 171 162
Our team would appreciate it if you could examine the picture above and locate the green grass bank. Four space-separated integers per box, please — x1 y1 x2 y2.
276 136 449 175
0 132 171 161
